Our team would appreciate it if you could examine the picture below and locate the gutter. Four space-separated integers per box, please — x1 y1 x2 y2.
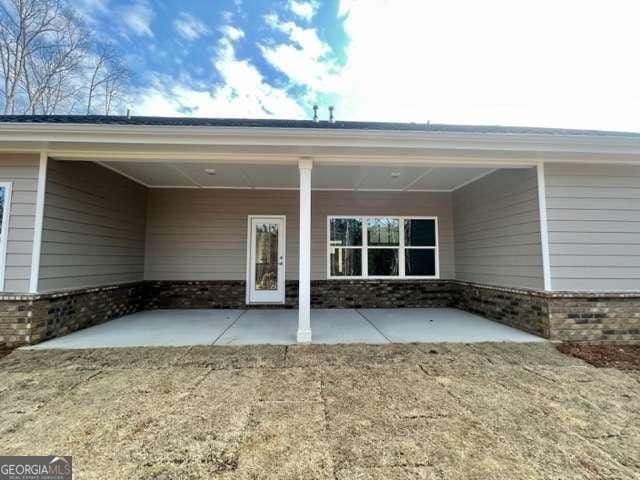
1 122 640 162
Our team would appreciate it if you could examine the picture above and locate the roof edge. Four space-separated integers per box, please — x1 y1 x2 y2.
0 115 639 138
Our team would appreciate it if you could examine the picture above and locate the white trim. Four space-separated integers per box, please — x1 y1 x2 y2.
47 150 544 166
29 152 47 293
536 163 552 291
246 215 287 304
450 168 498 191
3 123 640 159
171 164 201 187
96 161 151 187
0 182 13 290
402 168 434 191
297 159 313 343
145 185 457 192
149 185 253 189
327 215 439 280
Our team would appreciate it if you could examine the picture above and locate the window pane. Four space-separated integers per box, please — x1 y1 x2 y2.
405 249 436 276
330 248 362 276
404 219 436 246
368 248 399 276
330 218 362 246
367 218 399 246
254 223 278 290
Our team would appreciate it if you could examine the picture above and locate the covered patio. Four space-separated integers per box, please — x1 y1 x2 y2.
0 118 580 348
52 156 543 344
26 308 543 349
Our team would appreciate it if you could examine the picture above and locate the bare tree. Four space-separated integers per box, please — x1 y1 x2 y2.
23 8 87 114
0 0 130 115
102 61 128 115
85 41 128 115
0 0 63 113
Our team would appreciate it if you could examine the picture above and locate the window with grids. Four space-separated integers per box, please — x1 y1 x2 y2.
328 216 438 278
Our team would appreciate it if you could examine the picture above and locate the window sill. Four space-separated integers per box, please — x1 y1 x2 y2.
326 276 440 280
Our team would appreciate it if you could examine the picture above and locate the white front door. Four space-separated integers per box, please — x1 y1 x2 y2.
247 216 286 303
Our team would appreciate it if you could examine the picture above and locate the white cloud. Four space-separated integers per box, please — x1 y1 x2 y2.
133 0 640 131
288 0 318 21
72 0 110 25
74 0 109 13
174 12 210 41
219 25 244 41
135 29 305 118
330 0 640 130
121 0 154 37
260 14 340 91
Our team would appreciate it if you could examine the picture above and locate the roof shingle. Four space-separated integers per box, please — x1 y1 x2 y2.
0 115 638 137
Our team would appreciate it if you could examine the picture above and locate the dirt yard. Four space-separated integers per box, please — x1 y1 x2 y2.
0 345 12 359
557 343 640 370
1 342 639 479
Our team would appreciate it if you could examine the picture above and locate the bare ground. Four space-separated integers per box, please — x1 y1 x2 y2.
557 343 640 370
0 345 12 359
1 342 639 479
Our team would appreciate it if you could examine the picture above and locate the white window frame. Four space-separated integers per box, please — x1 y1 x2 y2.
326 215 439 280
0 182 13 291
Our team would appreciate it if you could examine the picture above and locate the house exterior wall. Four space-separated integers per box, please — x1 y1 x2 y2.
1 159 639 346
453 168 545 290
38 160 147 291
0 154 39 292
145 189 299 281
144 189 455 281
545 163 640 291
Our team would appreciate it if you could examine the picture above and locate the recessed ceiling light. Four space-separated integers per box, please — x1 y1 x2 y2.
390 172 401 178
204 168 216 175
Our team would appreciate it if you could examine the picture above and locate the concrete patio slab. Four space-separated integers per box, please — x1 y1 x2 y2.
28 310 244 349
216 309 389 346
24 308 544 349
359 308 544 343
311 309 389 344
215 310 298 346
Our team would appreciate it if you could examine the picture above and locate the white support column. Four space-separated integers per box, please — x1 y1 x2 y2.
29 152 48 293
297 158 313 343
536 163 552 291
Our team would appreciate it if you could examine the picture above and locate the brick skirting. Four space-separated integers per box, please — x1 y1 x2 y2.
0 283 145 347
456 283 640 344
144 281 254 309
1 280 639 346
310 280 456 308
456 282 550 337
144 280 457 309
548 294 640 343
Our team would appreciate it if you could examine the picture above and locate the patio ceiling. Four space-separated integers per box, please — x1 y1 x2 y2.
98 161 497 191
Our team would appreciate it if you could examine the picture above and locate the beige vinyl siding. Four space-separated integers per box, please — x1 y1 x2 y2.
453 168 544 289
545 163 640 291
145 189 455 281
0 154 39 292
38 160 147 291
145 189 299 281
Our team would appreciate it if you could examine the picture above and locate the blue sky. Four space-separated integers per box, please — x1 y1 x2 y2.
74 0 640 131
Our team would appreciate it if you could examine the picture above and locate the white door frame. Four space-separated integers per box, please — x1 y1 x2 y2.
246 215 286 304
